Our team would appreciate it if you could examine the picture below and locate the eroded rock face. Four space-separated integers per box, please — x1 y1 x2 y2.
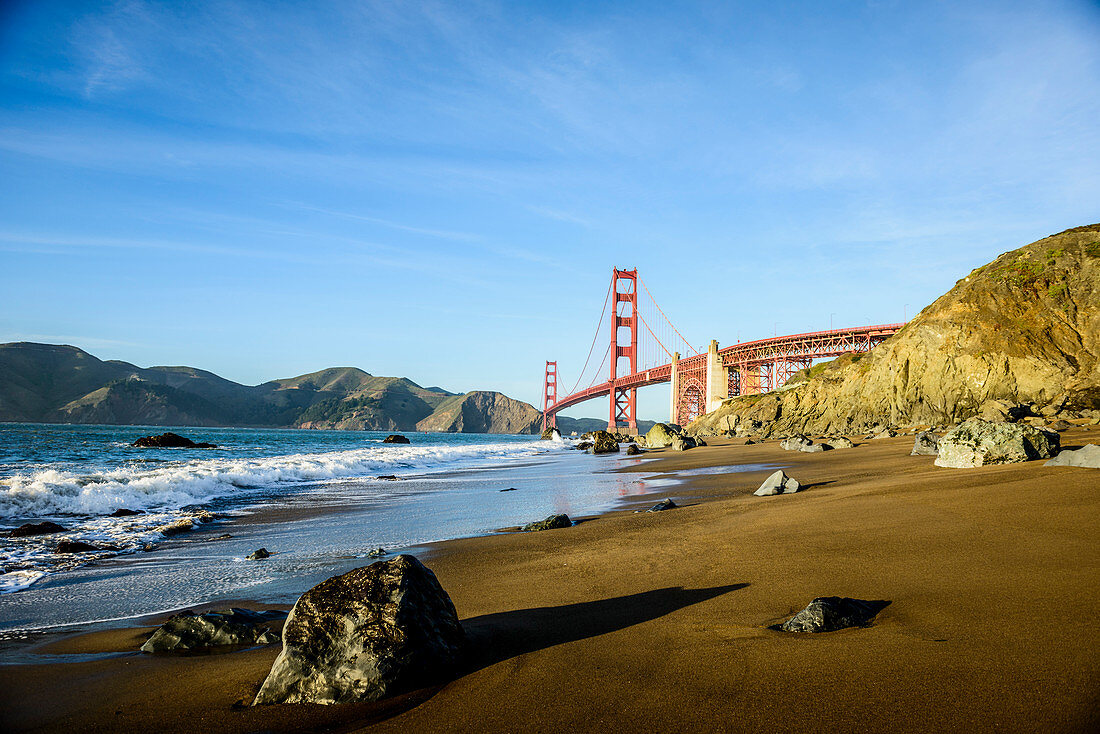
1045 444 1100 468
753 470 802 496
142 608 286 652
253 555 464 705
588 431 620 454
522 514 572 531
934 418 1059 468
778 597 888 633
911 431 939 456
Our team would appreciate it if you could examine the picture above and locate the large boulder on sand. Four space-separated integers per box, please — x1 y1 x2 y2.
1044 444 1100 468
778 597 889 633
142 608 286 652
644 423 680 448
253 555 464 705
911 431 939 456
824 436 855 449
588 430 619 454
935 418 1059 468
753 470 802 496
521 514 572 531
780 435 813 451
670 434 697 451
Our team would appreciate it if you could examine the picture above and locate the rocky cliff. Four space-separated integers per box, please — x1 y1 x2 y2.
688 224 1100 436
413 391 541 434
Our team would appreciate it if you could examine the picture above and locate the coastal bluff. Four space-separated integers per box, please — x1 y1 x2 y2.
688 224 1100 436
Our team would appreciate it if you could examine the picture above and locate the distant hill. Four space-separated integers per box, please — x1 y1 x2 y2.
0 343 637 434
688 224 1100 435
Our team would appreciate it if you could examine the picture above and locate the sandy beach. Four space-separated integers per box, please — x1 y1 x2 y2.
2 430 1097 733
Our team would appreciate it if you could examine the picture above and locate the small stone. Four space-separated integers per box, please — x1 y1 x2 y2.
753 470 802 496
645 498 677 512
247 548 271 560
521 514 572 531
778 597 888 633
499 487 518 492
376 475 399 481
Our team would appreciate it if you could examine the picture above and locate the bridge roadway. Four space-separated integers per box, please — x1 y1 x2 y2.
547 323 904 428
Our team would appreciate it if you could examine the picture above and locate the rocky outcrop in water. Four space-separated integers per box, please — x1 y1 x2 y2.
253 555 464 705
934 418 1059 468
588 431 620 454
687 226 1100 436
132 432 216 448
9 521 67 537
382 434 410 444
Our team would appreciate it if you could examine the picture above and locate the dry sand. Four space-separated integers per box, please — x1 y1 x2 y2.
2 431 1098 733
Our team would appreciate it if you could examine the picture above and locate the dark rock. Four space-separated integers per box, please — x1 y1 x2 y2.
382 434 410 444
365 548 387 557
499 487 518 492
645 498 677 513
376 475 399 481
588 431 619 454
753 470 801 496
540 427 562 441
131 432 216 448
625 444 643 455
253 555 464 705
109 508 143 517
1044 444 1100 468
777 597 889 633
911 431 939 456
142 608 287 653
575 441 593 451
10 521 67 537
247 548 271 560
521 514 572 532
743 438 757 445
54 540 101 553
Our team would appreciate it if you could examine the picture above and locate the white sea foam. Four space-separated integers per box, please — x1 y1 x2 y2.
0 570 46 594
0 440 554 519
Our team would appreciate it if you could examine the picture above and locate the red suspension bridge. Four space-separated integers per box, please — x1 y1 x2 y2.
542 268 903 434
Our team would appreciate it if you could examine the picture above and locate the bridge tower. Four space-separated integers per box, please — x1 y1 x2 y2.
541 360 557 433
608 268 639 435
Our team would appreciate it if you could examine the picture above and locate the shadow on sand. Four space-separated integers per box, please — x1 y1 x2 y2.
459 583 749 674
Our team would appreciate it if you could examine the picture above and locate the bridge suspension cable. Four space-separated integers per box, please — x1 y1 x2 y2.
638 276 701 359
562 277 614 396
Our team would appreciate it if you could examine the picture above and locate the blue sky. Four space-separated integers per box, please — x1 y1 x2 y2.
1 0 1098 421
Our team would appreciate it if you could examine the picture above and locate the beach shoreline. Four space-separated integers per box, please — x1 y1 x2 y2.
2 431 1098 732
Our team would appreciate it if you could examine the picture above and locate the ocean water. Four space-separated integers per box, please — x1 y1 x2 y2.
0 423 675 634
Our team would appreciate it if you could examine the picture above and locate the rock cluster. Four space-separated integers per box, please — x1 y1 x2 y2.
253 555 464 705
934 418 1059 468
142 608 286 652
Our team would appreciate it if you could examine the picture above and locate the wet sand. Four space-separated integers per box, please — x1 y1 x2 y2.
2 431 1098 733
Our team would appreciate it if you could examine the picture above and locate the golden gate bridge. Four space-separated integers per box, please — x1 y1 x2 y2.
542 268 903 434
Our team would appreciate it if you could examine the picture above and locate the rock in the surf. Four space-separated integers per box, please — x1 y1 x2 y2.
142 608 286 653
1044 444 1100 468
109 508 143 517
625 444 644 455
54 539 103 553
382 434 410 444
778 597 889 633
588 431 619 454
9 521 67 537
540 427 561 440
131 432 216 448
522 514 572 531
935 418 1059 468
253 555 464 705
247 548 271 560
911 431 939 456
753 470 802 496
